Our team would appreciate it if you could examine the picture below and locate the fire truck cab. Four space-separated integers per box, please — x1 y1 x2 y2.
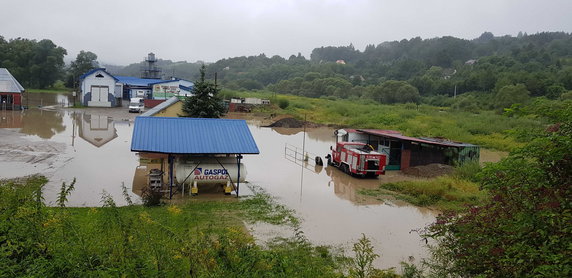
326 142 386 177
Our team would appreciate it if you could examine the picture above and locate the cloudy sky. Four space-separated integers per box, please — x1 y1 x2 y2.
2 0 571 65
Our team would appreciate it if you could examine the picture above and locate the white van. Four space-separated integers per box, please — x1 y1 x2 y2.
129 97 144 113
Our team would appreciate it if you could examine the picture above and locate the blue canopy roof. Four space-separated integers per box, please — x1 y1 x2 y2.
131 117 259 155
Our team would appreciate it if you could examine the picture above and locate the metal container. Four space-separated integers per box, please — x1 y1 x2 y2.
175 157 247 185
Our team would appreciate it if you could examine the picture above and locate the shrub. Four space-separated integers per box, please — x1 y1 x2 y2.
278 98 290 109
141 186 163 206
423 105 572 277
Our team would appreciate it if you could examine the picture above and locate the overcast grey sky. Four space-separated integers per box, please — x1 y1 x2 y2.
1 0 571 65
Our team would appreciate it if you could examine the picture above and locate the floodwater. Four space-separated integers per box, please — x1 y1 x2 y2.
243 124 436 269
0 93 507 270
0 93 140 206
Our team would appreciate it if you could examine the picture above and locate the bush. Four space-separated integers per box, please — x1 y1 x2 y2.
423 105 572 277
278 98 290 109
141 186 163 207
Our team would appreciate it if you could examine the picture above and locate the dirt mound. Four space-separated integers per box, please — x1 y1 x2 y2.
265 117 321 128
401 163 454 178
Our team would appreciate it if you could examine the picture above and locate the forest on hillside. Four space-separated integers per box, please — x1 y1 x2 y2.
116 32 572 110
2 32 571 110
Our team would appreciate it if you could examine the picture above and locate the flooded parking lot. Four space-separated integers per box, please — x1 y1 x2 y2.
0 93 507 270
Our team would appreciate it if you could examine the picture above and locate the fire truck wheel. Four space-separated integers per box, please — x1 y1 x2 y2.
342 164 350 174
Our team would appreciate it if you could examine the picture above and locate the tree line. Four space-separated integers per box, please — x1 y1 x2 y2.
206 32 572 109
2 32 572 111
0 36 101 90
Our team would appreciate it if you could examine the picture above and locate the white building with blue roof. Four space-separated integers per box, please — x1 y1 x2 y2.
80 68 121 107
80 68 194 107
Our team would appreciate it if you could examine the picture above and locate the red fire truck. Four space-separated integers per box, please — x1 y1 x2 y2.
325 142 386 177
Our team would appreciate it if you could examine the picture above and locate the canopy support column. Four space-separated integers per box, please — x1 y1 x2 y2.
236 154 243 197
168 154 174 199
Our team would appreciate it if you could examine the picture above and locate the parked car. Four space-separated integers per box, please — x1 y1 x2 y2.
129 97 144 113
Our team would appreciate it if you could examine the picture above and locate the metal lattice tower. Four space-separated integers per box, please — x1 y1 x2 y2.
141 53 162 79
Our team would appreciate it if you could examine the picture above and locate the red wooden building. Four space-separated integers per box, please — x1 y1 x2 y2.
0 68 25 110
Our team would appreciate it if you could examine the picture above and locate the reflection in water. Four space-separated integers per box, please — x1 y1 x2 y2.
0 100 140 206
77 113 117 147
269 127 335 143
23 92 73 108
0 110 23 128
20 109 66 139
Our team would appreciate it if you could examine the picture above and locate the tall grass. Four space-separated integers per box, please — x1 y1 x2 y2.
362 175 487 211
0 177 350 277
231 91 545 151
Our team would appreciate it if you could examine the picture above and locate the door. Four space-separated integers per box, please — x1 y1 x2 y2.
387 140 402 170
99 86 109 102
91 86 109 102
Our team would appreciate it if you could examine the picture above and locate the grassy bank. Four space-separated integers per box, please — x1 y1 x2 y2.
360 163 487 211
223 90 546 152
27 88 72 94
1 176 353 277
361 176 486 211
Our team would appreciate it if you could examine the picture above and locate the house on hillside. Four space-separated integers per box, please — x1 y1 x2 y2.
0 68 25 110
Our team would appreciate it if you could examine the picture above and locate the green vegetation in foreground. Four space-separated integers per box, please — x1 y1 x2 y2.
421 105 572 277
222 90 551 152
2 176 416 277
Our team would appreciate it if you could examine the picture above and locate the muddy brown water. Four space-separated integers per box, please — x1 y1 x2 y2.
0 93 507 270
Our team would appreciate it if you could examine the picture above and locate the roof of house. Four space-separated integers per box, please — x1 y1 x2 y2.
115 76 166 87
357 129 477 148
131 117 260 155
140 96 180 116
0 68 25 93
79 68 119 81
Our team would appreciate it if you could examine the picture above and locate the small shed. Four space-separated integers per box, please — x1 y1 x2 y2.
0 68 25 110
131 116 259 197
80 68 121 107
336 129 479 170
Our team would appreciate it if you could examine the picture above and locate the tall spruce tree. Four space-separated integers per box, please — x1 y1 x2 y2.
182 65 225 118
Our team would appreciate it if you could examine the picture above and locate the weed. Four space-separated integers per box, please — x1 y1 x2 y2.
57 178 76 208
121 182 134 206
350 234 379 278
